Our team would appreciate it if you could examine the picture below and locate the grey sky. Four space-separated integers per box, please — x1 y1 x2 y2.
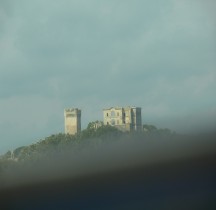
0 0 216 153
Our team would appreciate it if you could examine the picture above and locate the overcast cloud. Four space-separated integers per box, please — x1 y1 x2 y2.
0 0 216 153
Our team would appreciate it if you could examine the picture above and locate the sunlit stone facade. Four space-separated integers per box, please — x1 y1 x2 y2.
64 108 81 135
103 107 142 132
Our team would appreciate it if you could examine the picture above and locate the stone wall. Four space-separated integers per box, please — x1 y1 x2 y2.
64 108 81 135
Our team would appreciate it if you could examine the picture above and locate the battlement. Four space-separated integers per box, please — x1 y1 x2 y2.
64 108 81 113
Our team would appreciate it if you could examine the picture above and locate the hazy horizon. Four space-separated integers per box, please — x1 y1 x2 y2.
0 0 216 154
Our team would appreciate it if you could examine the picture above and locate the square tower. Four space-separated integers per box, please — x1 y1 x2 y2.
64 108 81 135
131 107 142 131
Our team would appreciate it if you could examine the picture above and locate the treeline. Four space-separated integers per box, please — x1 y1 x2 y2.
0 123 175 171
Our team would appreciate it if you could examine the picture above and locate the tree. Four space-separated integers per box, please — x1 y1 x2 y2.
143 124 157 132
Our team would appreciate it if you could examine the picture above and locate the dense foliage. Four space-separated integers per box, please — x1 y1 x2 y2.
0 123 175 171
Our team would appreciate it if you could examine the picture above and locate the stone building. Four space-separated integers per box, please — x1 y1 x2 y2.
103 107 142 132
64 108 81 135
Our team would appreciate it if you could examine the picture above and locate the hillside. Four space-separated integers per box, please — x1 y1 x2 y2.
0 123 175 171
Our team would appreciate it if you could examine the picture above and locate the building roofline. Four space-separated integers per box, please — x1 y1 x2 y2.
103 106 141 110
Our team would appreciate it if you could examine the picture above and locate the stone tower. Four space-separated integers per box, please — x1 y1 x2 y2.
64 108 81 135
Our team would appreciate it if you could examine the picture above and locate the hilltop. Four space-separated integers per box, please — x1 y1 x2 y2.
0 122 174 171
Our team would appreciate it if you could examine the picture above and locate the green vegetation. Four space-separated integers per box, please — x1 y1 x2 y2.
0 122 175 171
143 124 175 136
